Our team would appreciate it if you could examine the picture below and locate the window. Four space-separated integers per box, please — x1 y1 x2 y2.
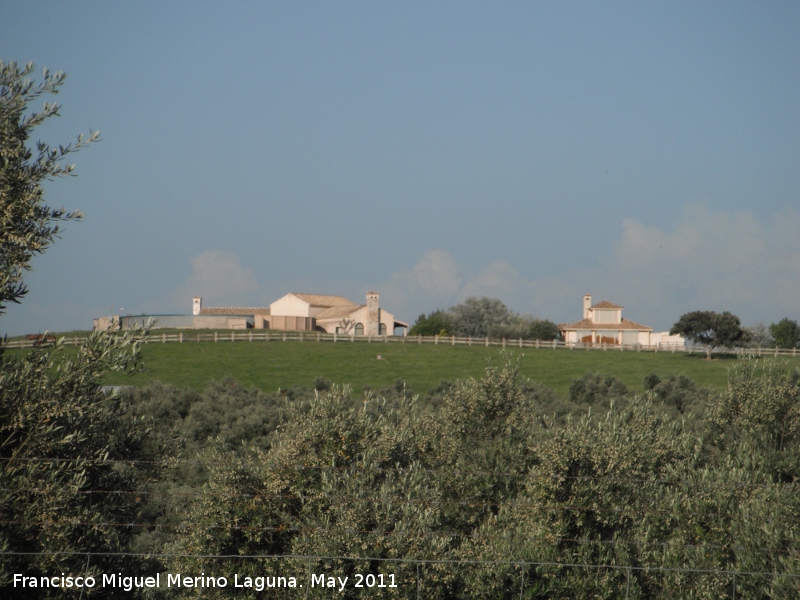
354 323 364 336
379 323 387 335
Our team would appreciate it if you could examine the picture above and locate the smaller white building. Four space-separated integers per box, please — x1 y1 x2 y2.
649 331 686 348
559 294 683 347
560 295 651 346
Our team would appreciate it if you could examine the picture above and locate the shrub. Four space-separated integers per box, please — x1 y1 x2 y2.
568 372 628 404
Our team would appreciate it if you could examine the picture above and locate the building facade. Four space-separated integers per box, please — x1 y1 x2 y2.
559 295 653 346
559 295 684 347
193 291 408 335
267 292 407 336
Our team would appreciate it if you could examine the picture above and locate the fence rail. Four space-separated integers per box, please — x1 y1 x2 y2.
4 330 800 357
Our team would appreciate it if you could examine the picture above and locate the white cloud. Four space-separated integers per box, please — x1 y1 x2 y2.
601 205 800 328
171 250 259 309
379 250 464 315
378 250 572 322
461 261 525 300
378 205 800 330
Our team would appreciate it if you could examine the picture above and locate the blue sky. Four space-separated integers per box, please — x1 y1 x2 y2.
2 1 799 335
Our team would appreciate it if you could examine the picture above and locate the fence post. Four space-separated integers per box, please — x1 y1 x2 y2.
435 335 439 345
503 338 506 348
334 332 337 343
317 332 320 342
180 332 183 343
300 331 303 342
485 337 489 347
231 332 234 342
625 567 631 598
418 335 421 344
452 335 455 346
214 332 218 343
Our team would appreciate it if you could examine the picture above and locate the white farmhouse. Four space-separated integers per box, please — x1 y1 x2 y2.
559 295 684 348
270 292 407 336
559 295 653 346
195 291 408 336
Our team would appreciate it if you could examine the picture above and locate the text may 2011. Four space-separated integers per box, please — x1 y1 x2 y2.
13 571 398 592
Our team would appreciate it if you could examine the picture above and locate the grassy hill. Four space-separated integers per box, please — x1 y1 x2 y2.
89 334 799 397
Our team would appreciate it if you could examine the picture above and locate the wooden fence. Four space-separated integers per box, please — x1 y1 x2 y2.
4 330 800 357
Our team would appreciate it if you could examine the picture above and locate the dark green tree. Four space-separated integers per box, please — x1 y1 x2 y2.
670 310 746 359
408 309 452 336
525 318 562 341
770 318 800 349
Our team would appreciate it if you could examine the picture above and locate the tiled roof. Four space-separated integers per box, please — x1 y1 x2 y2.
591 300 624 309
315 304 365 321
291 293 356 307
559 318 651 331
200 307 271 315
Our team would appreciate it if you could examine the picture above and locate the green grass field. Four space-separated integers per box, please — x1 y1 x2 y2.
84 335 800 397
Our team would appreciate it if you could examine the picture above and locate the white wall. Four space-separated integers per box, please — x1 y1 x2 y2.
592 309 622 324
651 332 686 347
269 294 311 317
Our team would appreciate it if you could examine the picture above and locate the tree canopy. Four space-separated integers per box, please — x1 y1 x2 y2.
447 296 516 337
770 318 800 349
0 61 98 315
1 62 153 596
408 309 452 336
670 310 746 359
409 296 562 340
